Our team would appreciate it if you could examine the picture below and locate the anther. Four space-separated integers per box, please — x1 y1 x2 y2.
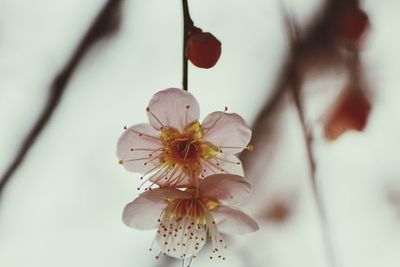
124 126 127 130
224 106 228 111
146 107 150 112
247 144 254 151
186 105 190 109
118 160 124 165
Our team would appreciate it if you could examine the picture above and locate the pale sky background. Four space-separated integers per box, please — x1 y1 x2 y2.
0 1 400 267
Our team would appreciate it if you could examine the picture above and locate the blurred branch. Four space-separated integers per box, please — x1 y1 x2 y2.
240 0 367 266
241 0 359 180
0 0 124 197
289 75 337 267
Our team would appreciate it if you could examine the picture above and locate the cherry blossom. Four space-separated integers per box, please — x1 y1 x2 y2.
122 174 259 261
117 88 252 188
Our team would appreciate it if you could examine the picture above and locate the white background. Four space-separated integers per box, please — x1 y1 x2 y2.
0 0 399 267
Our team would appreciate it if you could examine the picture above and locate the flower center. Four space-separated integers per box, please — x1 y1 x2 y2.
156 193 225 259
174 139 199 162
159 122 219 179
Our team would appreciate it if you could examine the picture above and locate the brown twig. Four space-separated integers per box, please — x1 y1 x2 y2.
182 0 194 91
289 76 337 267
240 0 365 266
0 0 124 197
241 0 355 175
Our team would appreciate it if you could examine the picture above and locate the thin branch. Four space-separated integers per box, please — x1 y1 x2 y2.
289 76 337 267
181 0 193 91
0 0 124 197
241 0 353 180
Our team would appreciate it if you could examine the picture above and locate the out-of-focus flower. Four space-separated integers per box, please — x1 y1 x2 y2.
117 88 252 188
186 27 222 69
123 174 259 260
324 87 371 140
336 5 369 43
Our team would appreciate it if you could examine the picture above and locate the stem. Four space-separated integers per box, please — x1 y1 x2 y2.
0 0 123 198
290 80 337 267
181 0 193 91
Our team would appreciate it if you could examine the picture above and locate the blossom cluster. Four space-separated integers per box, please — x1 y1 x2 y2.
117 88 258 262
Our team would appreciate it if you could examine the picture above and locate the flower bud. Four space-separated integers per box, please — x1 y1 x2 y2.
337 5 369 43
324 87 371 140
186 28 222 69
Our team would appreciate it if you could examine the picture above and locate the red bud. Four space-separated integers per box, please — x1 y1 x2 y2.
324 87 371 140
337 6 369 42
186 28 221 69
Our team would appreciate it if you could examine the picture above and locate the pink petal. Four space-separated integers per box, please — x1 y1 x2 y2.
201 111 251 154
117 123 163 173
147 88 200 132
123 188 189 230
200 154 244 179
122 196 165 230
116 123 163 174
211 206 259 235
199 174 251 206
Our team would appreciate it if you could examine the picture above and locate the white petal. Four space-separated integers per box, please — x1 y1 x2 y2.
117 123 163 173
201 112 252 154
123 188 189 230
212 206 259 235
122 196 166 230
201 154 244 179
147 88 200 132
199 174 251 206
